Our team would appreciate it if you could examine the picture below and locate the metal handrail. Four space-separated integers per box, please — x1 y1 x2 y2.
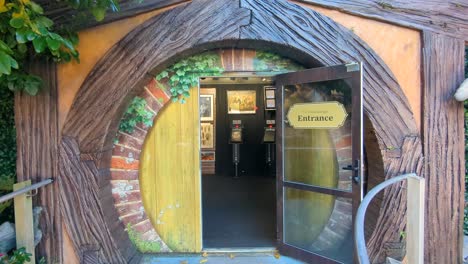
355 173 423 264
0 178 53 203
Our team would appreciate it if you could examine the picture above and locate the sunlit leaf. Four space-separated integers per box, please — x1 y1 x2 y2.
46 37 61 50
10 17 25 29
91 7 106 21
29 1 43 14
0 52 11 75
32 37 46 53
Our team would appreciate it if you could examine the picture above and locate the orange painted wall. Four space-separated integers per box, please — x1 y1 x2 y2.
295 1 422 129
57 3 184 128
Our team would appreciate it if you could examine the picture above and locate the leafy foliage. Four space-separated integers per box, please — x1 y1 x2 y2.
127 224 162 253
118 97 154 134
0 0 119 224
62 0 120 22
0 0 122 95
0 247 46 264
253 50 303 72
0 88 15 223
0 0 82 95
156 52 223 103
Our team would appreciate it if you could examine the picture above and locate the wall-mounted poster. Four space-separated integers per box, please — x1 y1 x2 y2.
227 90 256 114
201 123 214 149
264 86 276 111
200 94 214 121
266 99 275 109
265 87 275 99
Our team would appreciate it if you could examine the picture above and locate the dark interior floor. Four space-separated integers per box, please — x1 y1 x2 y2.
202 174 276 248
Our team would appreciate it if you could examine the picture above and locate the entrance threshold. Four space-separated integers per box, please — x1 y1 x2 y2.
203 247 277 253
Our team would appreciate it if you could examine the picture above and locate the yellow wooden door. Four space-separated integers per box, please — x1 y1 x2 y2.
140 89 201 252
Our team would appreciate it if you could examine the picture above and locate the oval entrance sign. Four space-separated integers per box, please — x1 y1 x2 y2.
287 101 348 129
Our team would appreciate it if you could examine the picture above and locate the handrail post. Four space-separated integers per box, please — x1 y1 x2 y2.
407 175 425 264
13 180 36 264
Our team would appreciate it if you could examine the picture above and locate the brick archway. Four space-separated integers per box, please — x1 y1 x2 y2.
59 0 422 262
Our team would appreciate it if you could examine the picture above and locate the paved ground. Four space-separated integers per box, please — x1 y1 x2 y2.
140 252 305 264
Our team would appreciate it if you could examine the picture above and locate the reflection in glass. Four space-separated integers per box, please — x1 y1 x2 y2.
283 80 352 191
284 188 353 263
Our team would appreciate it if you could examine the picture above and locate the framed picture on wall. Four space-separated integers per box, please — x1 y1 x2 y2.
227 90 256 114
266 99 275 109
264 86 276 111
264 86 275 99
201 122 214 149
200 94 214 121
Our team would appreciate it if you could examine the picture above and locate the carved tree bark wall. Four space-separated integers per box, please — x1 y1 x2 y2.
422 32 465 264
13 0 466 263
15 59 62 263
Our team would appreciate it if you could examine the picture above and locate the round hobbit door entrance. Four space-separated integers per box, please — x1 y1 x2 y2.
110 49 363 264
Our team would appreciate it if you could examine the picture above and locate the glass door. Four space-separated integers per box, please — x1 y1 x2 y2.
275 64 362 263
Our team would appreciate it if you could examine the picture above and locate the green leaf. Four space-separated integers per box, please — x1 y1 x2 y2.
24 81 40 95
26 30 37 41
35 16 54 28
9 57 18 69
18 43 27 54
46 37 61 51
91 7 106 21
0 40 12 54
0 52 12 75
15 28 28 43
30 2 44 14
61 38 75 51
32 37 46 53
9 17 25 29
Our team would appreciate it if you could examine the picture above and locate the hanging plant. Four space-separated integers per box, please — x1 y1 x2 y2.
0 0 121 95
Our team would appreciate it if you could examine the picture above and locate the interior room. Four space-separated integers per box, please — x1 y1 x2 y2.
199 76 277 249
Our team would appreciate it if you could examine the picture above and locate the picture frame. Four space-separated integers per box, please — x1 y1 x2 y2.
200 94 214 121
265 86 275 99
201 151 215 161
264 86 276 110
266 99 276 109
201 122 214 149
227 90 256 114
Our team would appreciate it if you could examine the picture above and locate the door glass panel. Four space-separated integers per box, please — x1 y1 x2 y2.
284 188 353 263
283 79 352 191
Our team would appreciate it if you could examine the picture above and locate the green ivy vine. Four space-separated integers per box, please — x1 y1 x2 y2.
253 50 303 72
118 97 154 134
156 52 224 103
0 86 15 223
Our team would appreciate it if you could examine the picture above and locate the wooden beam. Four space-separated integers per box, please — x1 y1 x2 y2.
422 32 465 263
407 176 425 264
36 0 188 30
13 180 35 264
295 0 468 41
15 59 62 263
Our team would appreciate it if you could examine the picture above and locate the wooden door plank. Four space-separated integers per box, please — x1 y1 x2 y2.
140 88 202 252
